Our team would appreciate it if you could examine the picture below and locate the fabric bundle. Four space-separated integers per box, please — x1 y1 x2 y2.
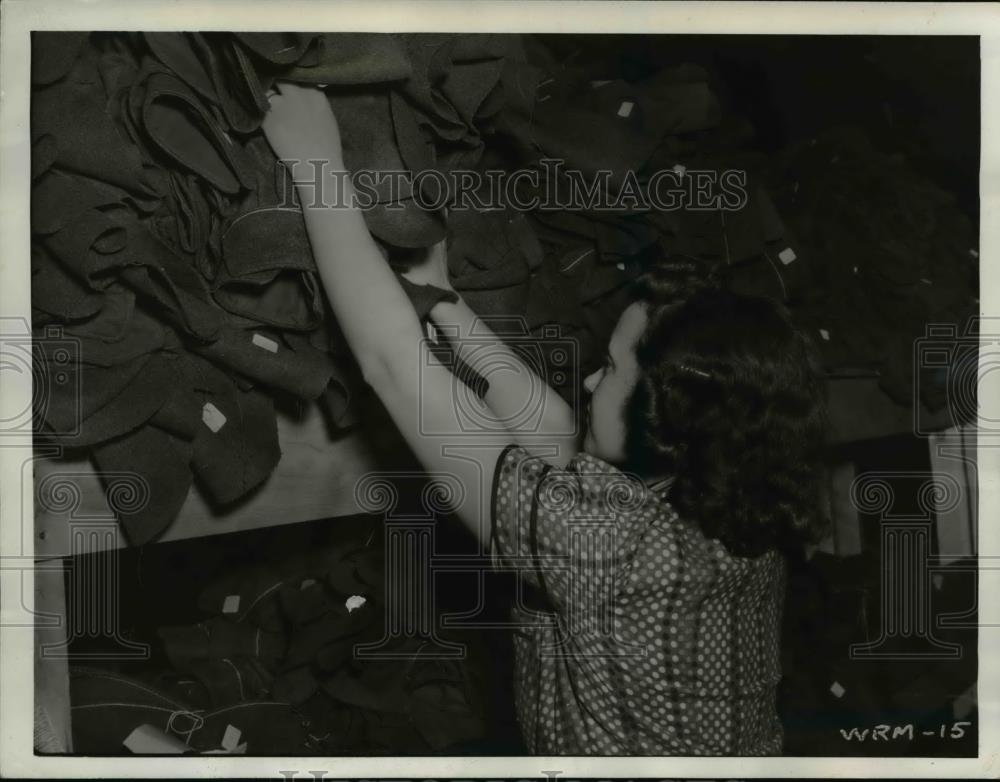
69 536 487 755
30 32 515 543
767 126 979 407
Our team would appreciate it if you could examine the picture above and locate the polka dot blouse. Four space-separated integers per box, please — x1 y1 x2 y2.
489 443 786 756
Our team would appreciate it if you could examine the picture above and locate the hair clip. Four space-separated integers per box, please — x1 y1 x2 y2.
678 364 712 379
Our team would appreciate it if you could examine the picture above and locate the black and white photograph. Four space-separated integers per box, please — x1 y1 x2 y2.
0 1 997 778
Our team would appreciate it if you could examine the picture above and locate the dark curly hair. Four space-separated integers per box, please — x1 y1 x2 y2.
623 261 829 558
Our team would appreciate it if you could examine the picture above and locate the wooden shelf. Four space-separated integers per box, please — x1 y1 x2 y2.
34 404 383 558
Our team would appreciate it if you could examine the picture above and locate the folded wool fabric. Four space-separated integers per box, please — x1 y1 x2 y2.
149 382 204 442
156 170 215 270
144 33 270 135
31 243 105 321
192 33 272 135
188 380 281 507
137 67 255 195
62 285 166 366
444 208 537 318
447 208 541 276
771 125 977 383
330 88 446 248
110 214 226 342
394 34 481 144
391 34 510 178
31 43 160 203
214 137 323 330
193 326 334 400
143 32 220 105
55 351 178 448
38 351 148 437
91 422 195 545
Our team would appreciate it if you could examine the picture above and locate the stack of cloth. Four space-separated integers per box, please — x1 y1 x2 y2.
30 31 808 544
767 126 979 408
29 32 526 542
69 537 487 755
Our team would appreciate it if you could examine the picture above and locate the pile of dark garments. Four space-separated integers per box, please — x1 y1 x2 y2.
31 32 977 544
69 536 489 754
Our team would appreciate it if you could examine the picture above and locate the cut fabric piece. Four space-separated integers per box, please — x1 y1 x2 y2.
214 137 322 330
139 68 254 194
143 32 219 105
63 286 166 366
57 351 177 448
113 215 226 342
189 380 281 506
329 88 446 248
38 351 147 437
92 422 195 545
193 327 334 401
31 44 159 203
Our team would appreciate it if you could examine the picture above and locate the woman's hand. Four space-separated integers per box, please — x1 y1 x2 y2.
261 82 344 168
400 238 454 291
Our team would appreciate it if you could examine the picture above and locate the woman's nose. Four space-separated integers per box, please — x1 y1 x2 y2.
583 367 602 393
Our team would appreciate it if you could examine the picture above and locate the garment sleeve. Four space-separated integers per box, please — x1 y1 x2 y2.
490 444 654 614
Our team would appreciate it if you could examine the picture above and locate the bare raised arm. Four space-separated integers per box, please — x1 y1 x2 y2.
261 84 573 544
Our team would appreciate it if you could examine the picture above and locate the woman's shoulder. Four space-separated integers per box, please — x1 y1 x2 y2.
540 447 679 524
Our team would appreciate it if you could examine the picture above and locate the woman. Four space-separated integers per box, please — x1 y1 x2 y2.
262 83 827 755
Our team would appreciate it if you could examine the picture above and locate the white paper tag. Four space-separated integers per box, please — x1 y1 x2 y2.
252 333 279 353
830 681 845 698
617 101 634 118
778 247 797 265
616 262 626 271
345 595 367 613
819 329 831 342
202 402 227 433
222 724 242 751
222 594 240 614
123 724 191 754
